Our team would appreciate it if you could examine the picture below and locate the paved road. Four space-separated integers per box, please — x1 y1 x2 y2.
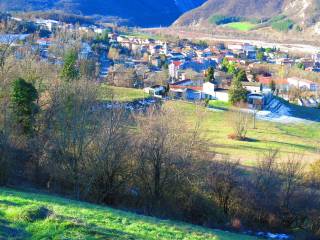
146 28 320 54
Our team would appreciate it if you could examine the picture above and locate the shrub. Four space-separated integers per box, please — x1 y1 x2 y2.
209 15 243 25
14 206 52 222
271 19 294 32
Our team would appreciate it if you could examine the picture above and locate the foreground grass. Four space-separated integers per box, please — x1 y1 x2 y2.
167 101 320 166
99 84 149 102
225 22 256 31
0 188 258 240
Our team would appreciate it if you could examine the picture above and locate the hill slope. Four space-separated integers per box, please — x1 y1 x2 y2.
174 0 320 34
174 0 284 26
0 0 206 27
0 188 258 239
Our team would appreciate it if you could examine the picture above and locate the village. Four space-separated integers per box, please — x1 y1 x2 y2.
2 3 320 239
1 14 320 123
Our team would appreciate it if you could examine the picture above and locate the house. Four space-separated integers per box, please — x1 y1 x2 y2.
169 80 229 101
247 93 265 110
179 59 216 73
149 56 161 67
212 89 229 102
275 58 293 65
169 61 183 79
287 77 319 91
169 80 203 100
36 38 53 47
202 82 216 99
79 43 93 60
243 44 256 59
168 52 185 61
150 45 162 55
0 34 29 45
227 44 243 53
256 75 289 91
243 82 261 93
312 53 320 63
144 85 166 98
35 19 59 31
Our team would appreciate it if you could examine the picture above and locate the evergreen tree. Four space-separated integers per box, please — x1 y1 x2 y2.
257 51 265 62
228 75 247 105
61 49 79 81
206 67 215 82
270 80 276 93
10 78 38 134
236 69 248 82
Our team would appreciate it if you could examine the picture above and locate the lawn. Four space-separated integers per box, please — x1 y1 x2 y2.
225 22 256 31
208 100 232 110
0 188 258 240
166 101 320 166
99 84 149 102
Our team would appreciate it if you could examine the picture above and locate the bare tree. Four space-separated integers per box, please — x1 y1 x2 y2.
227 106 250 140
279 153 304 227
42 80 98 199
207 157 241 215
132 105 206 210
107 64 140 88
83 107 131 204
250 148 282 225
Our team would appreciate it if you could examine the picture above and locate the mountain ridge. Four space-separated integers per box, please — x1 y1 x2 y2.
0 0 206 27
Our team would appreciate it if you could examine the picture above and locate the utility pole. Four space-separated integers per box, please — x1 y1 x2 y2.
253 103 257 129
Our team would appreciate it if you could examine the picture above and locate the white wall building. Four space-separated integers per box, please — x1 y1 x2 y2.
287 77 319 91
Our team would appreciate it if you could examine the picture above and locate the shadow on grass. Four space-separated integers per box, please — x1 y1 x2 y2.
240 138 260 143
53 215 141 240
0 212 29 240
0 200 23 207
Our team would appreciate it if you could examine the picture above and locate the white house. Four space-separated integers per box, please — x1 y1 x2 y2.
312 53 320 63
287 77 319 91
169 61 183 79
202 82 216 98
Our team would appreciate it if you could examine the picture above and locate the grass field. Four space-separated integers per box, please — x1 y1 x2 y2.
0 188 258 240
167 101 320 166
208 100 232 110
99 85 149 102
225 22 257 31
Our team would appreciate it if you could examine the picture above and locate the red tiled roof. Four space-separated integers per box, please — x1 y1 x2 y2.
256 75 288 85
172 61 183 67
169 85 203 91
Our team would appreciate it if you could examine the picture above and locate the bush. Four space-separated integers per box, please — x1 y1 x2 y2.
209 15 243 25
271 19 294 32
0 132 10 186
14 206 52 222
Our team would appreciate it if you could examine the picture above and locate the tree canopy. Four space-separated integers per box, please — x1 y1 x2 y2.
61 49 79 81
228 74 247 105
10 78 38 134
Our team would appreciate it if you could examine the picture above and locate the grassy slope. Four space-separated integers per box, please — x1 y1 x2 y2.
99 85 149 102
167 101 320 166
224 22 257 31
0 188 258 240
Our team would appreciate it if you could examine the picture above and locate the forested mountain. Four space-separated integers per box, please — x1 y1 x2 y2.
0 0 206 26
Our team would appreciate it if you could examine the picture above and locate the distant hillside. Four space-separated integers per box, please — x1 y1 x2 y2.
174 0 320 35
174 0 283 26
0 0 206 27
0 188 258 239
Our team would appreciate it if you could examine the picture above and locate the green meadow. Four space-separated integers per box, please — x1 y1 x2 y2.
0 188 258 240
225 22 257 31
99 85 149 102
167 101 320 166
